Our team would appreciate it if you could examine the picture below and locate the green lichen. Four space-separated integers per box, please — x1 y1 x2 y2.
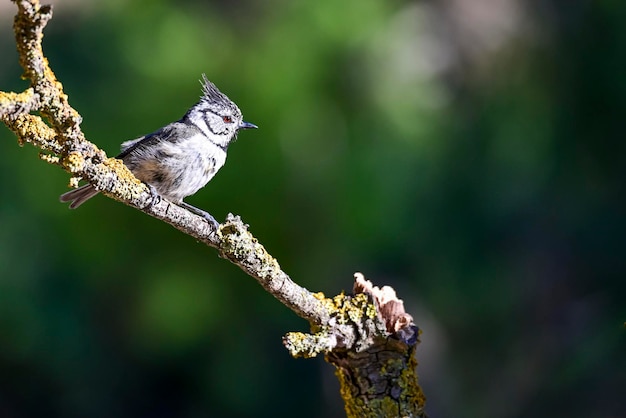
325 292 377 327
398 347 426 411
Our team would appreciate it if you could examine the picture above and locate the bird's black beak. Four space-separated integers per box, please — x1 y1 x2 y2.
238 121 258 130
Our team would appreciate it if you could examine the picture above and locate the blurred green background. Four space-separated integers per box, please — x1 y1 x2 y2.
1 0 625 417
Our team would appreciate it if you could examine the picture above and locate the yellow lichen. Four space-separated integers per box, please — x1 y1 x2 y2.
325 292 377 327
38 152 59 165
104 157 141 184
312 292 326 300
63 151 84 173
68 176 81 188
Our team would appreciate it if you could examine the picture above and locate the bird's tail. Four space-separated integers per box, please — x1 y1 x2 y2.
59 184 100 209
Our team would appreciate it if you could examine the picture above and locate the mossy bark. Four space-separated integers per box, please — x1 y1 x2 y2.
331 341 426 417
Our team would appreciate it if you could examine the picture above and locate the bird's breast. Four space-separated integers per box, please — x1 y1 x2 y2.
126 133 227 202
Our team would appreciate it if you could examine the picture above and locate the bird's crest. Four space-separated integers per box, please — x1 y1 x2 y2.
200 74 232 106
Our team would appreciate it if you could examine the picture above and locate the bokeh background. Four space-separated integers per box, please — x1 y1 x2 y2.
1 0 625 417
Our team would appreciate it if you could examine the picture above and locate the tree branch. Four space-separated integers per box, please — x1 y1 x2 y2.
1 1 426 416
2 0 329 326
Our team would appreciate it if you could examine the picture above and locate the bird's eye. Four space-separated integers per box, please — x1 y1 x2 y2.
222 115 233 123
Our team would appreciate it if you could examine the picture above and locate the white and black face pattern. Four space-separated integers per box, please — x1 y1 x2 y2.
184 75 250 149
200 101 243 139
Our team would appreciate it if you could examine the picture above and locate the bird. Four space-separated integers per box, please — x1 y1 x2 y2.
60 74 257 226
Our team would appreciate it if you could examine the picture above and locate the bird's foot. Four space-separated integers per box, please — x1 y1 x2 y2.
178 201 220 230
144 184 161 208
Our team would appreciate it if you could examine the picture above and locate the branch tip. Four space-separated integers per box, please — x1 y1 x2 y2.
283 331 337 358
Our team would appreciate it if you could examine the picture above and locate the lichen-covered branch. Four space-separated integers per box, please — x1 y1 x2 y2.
0 0 329 326
0 1 427 416
285 274 426 417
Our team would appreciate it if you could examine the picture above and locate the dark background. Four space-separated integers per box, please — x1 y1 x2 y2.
1 0 625 417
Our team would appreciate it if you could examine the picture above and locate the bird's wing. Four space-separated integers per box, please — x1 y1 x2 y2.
116 123 180 159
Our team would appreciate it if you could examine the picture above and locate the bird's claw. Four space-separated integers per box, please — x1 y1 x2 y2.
177 201 220 231
201 213 220 231
145 184 161 208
